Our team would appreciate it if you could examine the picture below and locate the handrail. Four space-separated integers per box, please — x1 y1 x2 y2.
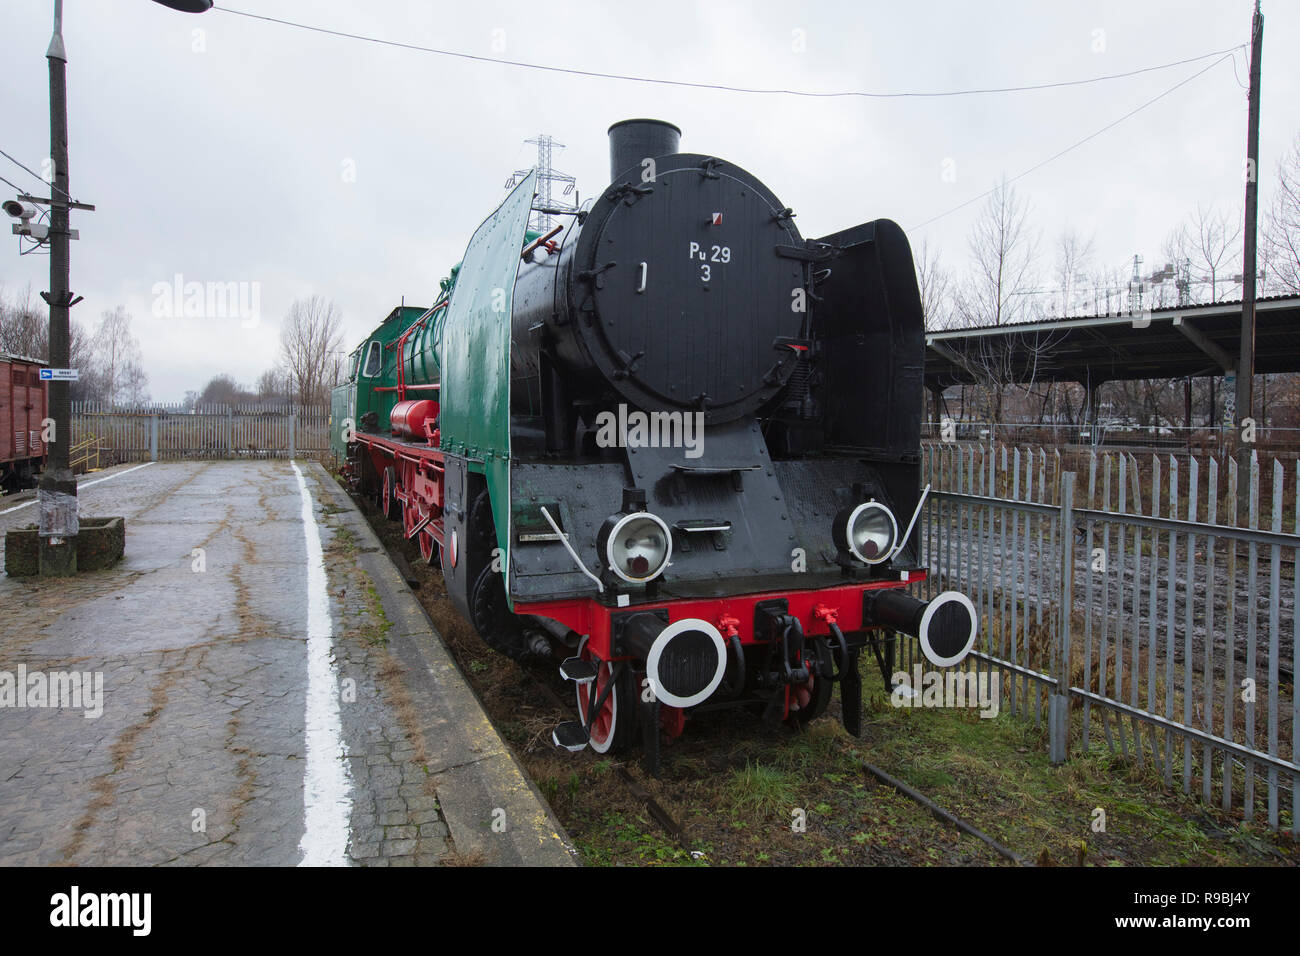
69 434 106 473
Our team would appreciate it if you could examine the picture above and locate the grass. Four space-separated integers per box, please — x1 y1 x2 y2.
440 847 486 867
550 656 1298 866
327 524 356 554
726 761 797 819
854 664 1296 866
359 583 391 646
578 812 711 867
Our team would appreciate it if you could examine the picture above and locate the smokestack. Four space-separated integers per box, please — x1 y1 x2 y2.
607 118 681 183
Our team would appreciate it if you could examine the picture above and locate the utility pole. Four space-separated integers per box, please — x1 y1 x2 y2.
36 0 79 575
25 0 210 574
1236 0 1263 494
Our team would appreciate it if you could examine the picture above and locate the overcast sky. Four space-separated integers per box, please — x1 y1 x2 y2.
2 0 1295 401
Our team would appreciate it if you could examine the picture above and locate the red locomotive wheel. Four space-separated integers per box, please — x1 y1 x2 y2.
574 636 632 754
402 500 419 542
401 499 437 565
382 466 401 521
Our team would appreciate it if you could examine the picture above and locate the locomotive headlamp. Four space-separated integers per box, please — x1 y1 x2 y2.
833 500 898 565
599 510 672 584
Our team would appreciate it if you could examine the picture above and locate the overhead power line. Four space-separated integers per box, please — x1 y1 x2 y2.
213 6 1241 101
911 53 1234 231
0 147 72 201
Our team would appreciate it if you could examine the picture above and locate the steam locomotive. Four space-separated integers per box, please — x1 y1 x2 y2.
331 120 977 767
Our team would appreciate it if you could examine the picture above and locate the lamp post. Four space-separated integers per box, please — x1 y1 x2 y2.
34 0 211 576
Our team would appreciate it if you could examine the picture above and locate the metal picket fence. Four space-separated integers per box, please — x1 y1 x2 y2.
913 441 1298 833
70 402 330 464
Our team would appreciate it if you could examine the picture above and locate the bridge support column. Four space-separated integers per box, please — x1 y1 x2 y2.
1082 380 1102 446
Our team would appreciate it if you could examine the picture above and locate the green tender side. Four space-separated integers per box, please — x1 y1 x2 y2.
329 381 352 459
437 170 537 606
352 305 429 436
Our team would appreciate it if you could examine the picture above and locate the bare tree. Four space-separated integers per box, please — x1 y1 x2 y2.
1055 228 1094 317
1083 263 1128 316
914 239 954 330
89 306 149 406
0 284 48 358
256 365 290 402
1112 377 1181 428
1197 205 1243 302
951 179 1038 426
280 295 343 407
1263 133 1300 294
199 373 256 406
67 321 95 402
956 179 1037 329
1165 204 1243 303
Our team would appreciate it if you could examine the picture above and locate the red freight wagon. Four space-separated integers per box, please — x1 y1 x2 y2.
0 352 48 493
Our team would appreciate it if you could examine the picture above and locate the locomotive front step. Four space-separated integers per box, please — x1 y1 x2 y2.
559 657 597 685
552 721 590 752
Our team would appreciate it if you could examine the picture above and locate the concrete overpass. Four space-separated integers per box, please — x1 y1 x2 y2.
924 294 1300 423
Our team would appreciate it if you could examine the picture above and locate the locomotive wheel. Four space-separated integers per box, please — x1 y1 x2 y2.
402 501 436 566
356 449 378 499
786 638 834 729
467 489 496 550
469 561 528 659
382 466 401 521
574 636 635 755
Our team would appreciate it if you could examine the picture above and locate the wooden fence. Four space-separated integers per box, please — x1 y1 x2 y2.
70 402 330 466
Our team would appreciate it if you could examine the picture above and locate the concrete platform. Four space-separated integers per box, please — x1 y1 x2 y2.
0 460 576 867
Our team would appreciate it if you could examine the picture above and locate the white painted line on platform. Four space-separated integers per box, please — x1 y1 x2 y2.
292 459 353 866
81 461 155 487
0 461 156 515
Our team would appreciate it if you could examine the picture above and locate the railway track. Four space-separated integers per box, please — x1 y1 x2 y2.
524 676 697 853
501 620 1032 865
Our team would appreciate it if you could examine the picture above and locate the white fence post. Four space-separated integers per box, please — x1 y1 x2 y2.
150 413 158 462
1050 471 1075 764
289 409 296 458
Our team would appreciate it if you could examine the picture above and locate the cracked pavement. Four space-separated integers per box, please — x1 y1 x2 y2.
0 460 450 866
